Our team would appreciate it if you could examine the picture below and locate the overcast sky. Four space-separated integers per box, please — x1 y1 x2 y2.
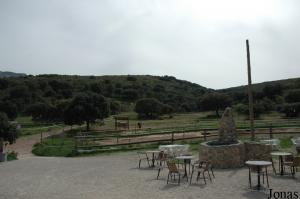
0 0 299 89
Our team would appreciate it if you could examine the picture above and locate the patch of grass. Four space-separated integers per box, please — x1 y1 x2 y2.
280 136 293 149
32 137 76 157
7 151 18 161
16 116 66 136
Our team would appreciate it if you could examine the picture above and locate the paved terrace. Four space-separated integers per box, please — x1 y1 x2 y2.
0 152 299 199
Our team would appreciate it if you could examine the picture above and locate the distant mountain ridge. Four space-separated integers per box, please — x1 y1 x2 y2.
0 71 26 77
219 77 300 93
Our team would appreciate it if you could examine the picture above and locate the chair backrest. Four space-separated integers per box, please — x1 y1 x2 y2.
293 156 300 166
157 151 164 159
285 155 294 162
167 161 178 173
137 151 148 159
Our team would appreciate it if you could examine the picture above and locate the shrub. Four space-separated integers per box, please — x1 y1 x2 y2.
285 89 300 103
135 98 173 119
280 102 300 117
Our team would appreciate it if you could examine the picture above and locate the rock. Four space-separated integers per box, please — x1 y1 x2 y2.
218 107 237 144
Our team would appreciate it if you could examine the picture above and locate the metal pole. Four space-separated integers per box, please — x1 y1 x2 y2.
246 39 255 141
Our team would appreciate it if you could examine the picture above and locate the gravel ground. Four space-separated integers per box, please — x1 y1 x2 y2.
0 152 299 199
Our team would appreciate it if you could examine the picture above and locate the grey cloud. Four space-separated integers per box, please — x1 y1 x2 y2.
0 0 299 89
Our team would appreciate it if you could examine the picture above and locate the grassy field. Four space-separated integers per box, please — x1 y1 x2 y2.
32 134 297 157
17 111 299 137
16 116 66 136
91 111 300 133
28 111 299 157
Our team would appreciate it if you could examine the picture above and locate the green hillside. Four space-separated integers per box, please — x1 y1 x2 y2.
0 74 208 114
219 77 300 103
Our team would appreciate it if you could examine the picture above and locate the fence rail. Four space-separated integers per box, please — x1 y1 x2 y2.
75 125 300 152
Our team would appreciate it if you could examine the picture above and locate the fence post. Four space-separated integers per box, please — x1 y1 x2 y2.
117 136 119 144
74 137 77 152
40 131 43 144
203 129 207 141
269 123 273 139
171 132 174 144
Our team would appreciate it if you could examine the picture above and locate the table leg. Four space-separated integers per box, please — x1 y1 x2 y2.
257 166 261 190
152 153 155 167
280 156 284 176
184 160 187 177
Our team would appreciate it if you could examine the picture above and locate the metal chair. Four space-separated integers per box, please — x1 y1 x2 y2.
166 161 185 185
137 151 150 168
284 156 300 177
190 161 213 185
156 151 168 179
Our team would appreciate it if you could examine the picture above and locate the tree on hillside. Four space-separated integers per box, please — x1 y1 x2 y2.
285 90 300 103
64 93 109 131
110 100 121 115
122 89 139 101
198 92 232 117
262 84 282 100
234 102 265 118
24 102 54 121
0 112 18 158
135 98 173 119
0 101 18 120
280 102 300 118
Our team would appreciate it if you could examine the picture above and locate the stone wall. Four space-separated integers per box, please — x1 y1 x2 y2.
244 142 272 161
199 141 273 169
199 141 245 169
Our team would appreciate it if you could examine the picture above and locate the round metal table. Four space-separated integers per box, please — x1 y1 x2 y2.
245 160 272 190
176 155 194 178
270 152 292 176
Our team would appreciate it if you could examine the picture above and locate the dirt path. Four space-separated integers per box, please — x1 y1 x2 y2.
5 127 70 159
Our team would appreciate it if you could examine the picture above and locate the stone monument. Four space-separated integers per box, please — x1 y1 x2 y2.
218 107 237 145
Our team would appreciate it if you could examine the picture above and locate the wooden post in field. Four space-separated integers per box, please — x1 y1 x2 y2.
40 131 43 144
246 39 255 141
269 123 273 139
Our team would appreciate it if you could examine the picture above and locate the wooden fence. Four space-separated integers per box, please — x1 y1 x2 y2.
74 125 300 152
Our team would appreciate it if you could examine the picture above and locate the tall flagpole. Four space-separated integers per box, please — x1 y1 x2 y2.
246 39 255 141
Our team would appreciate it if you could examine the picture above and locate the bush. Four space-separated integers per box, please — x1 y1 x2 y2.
285 90 300 103
135 98 173 119
233 102 265 118
7 151 18 161
110 100 121 115
198 92 232 117
280 103 300 117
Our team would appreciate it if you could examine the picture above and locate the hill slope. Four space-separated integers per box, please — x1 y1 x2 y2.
219 77 300 103
0 74 208 113
0 71 26 77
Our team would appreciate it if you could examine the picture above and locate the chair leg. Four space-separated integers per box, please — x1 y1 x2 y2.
272 162 277 175
266 168 269 188
196 172 200 181
292 166 295 178
203 172 206 184
178 173 180 185
157 168 161 180
248 168 252 188
167 173 170 184
147 158 150 167
190 170 194 184
211 168 215 178
207 171 212 182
